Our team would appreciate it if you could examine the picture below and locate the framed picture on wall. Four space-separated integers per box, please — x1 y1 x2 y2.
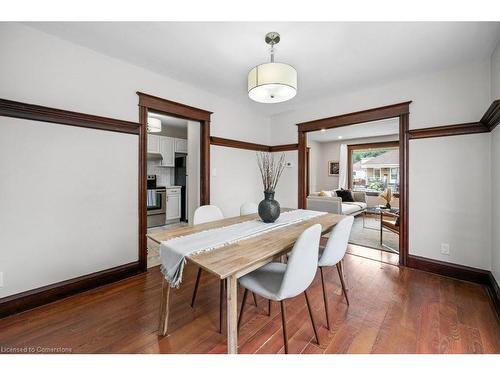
328 161 340 176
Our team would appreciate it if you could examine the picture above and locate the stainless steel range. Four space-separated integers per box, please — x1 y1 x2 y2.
147 175 166 228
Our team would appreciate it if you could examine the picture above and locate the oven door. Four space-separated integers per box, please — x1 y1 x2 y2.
147 189 166 215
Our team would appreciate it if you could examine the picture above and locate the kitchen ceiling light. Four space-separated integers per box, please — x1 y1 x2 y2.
248 32 297 104
147 117 162 133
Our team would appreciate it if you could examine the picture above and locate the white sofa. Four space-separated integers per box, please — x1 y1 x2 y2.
307 190 367 216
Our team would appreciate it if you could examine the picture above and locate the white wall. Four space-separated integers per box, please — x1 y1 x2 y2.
410 134 491 269
0 118 138 297
491 41 500 101
0 22 269 297
270 59 493 269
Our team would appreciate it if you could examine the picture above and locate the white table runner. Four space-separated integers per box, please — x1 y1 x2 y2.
160 209 326 287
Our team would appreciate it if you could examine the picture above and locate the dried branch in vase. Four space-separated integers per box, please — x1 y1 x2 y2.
256 152 286 192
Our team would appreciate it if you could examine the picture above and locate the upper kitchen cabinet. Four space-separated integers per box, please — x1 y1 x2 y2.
159 137 175 167
147 134 160 153
175 138 188 153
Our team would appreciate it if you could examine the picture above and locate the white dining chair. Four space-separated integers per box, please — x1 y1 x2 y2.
237 224 322 353
240 202 258 216
193 205 224 225
191 205 225 332
318 215 354 330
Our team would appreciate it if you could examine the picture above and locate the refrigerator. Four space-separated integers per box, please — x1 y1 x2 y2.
174 154 187 222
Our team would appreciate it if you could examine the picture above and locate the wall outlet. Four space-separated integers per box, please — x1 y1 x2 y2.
0 272 3 287
212 168 217 177
440 243 450 255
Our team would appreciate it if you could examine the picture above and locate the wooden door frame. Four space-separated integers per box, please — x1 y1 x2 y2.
297 101 411 266
137 92 212 271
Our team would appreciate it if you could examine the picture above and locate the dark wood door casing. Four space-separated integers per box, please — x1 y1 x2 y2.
137 92 212 271
296 102 411 266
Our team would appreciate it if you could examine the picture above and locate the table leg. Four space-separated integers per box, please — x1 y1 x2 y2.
226 275 238 354
158 278 171 336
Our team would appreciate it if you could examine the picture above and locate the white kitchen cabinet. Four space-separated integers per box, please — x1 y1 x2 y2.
147 134 160 153
175 138 188 153
159 137 175 167
166 188 181 220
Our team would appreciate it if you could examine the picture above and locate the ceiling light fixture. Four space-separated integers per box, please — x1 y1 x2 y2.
248 32 297 104
147 117 162 133
338 135 343 139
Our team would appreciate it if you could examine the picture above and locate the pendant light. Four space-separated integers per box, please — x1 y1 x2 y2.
248 32 297 104
147 117 162 133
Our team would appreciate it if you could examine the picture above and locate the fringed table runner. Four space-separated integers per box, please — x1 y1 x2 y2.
160 209 326 287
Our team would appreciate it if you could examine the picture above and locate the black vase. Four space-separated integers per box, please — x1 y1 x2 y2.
258 191 280 223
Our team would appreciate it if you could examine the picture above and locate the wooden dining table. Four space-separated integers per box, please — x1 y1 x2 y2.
147 210 344 354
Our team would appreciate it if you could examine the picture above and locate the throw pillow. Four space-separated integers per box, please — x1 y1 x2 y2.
319 190 333 197
335 189 355 202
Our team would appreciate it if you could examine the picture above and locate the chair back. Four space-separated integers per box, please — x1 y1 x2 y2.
278 224 322 300
240 202 258 216
318 216 354 266
193 205 224 225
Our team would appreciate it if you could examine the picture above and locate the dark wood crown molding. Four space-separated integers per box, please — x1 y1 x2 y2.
137 92 212 121
0 262 141 318
480 99 500 131
297 101 412 133
408 122 489 140
0 98 140 134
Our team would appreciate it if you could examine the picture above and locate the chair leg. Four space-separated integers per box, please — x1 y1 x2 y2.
304 290 320 346
219 280 224 334
237 288 249 333
336 262 350 305
190 268 202 308
319 267 330 330
252 292 258 307
280 300 289 354
268 299 271 316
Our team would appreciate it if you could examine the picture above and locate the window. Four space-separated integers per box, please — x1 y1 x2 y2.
348 142 399 194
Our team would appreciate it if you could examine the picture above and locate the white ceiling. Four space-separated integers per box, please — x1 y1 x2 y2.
148 111 187 129
307 117 399 142
25 22 500 116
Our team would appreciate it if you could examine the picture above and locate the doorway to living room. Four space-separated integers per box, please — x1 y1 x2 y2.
297 102 410 266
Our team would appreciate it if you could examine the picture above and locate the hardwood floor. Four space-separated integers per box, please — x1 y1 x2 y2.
0 245 498 354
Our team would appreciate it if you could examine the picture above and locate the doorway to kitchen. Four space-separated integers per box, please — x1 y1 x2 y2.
137 92 212 271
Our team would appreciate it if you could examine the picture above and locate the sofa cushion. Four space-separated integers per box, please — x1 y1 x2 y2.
319 190 333 197
342 202 367 215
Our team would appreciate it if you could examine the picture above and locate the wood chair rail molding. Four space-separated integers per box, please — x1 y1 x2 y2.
210 136 298 152
409 100 500 139
480 99 500 131
0 98 143 318
0 98 140 134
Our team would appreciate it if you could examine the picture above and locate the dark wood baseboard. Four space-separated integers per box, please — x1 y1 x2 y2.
407 255 500 319
0 261 141 318
407 255 490 284
486 272 500 320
